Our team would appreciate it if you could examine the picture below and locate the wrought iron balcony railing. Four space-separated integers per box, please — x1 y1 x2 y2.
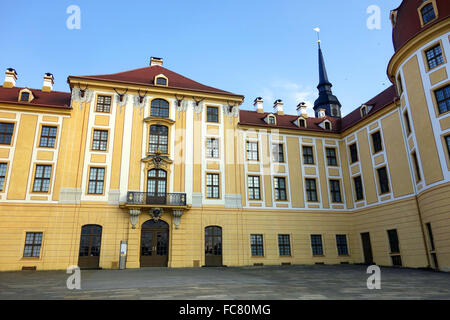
126 192 187 206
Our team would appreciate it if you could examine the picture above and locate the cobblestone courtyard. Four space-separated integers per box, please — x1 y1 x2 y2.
0 265 449 300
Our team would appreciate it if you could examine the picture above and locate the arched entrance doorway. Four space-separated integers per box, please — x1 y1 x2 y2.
205 226 222 267
78 225 102 269
140 219 169 267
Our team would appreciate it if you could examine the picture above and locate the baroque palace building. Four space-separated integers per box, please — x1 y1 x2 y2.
0 0 449 271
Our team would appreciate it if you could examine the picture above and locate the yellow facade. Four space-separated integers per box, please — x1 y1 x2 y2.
0 2 449 272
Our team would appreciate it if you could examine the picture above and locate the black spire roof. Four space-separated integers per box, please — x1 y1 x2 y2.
314 43 342 118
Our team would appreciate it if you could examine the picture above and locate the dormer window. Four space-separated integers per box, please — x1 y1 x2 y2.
298 118 306 128
419 1 437 26
267 115 276 125
318 119 332 130
360 104 373 117
18 89 33 102
154 74 168 86
361 105 368 117
20 92 30 102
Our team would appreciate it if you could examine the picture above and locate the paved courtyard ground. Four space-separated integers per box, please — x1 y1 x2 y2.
0 265 449 300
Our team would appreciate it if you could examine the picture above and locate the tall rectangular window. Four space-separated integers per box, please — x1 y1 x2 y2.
246 141 259 161
274 177 287 201
371 131 383 153
39 126 57 148
387 229 400 253
377 167 390 194
32 165 52 193
206 173 220 199
23 232 43 258
248 176 261 200
425 44 444 70
326 148 337 166
435 85 450 114
305 178 318 202
329 179 342 203
272 144 284 162
404 111 412 135
412 152 422 182
349 143 358 163
250 234 264 256
397 74 403 95
426 223 435 251
88 167 105 194
336 234 349 255
206 106 219 123
353 176 364 201
206 138 219 158
96 95 111 113
310 234 323 256
445 135 450 158
149 125 169 154
303 146 314 164
0 163 7 191
92 130 108 151
421 3 436 24
278 234 291 256
0 122 14 145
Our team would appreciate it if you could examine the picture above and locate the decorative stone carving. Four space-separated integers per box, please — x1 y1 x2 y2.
71 88 93 103
150 207 164 221
193 101 203 114
133 95 148 109
129 209 141 229
142 150 173 170
172 210 184 229
115 93 129 107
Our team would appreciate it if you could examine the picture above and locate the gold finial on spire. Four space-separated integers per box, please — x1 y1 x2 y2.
314 27 321 45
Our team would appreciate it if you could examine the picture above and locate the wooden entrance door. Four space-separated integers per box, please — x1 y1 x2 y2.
361 232 374 264
140 220 169 267
78 225 102 269
147 169 167 205
205 226 222 267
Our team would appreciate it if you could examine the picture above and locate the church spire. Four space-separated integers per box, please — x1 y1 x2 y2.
313 39 342 118
318 43 331 87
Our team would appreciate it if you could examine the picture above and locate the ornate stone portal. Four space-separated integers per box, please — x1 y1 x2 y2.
127 207 186 229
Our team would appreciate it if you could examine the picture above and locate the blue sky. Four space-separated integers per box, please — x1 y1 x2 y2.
0 0 402 116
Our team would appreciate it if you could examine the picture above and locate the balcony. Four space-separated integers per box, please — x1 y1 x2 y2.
126 192 187 207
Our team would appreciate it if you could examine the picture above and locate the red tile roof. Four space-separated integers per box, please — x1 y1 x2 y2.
239 110 341 133
70 65 244 98
340 85 398 131
0 86 71 109
392 0 450 52
239 85 398 133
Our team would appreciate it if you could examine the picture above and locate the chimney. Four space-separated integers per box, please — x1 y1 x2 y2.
3 68 18 88
150 57 163 67
253 97 264 113
296 102 308 118
42 73 54 92
273 99 284 115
